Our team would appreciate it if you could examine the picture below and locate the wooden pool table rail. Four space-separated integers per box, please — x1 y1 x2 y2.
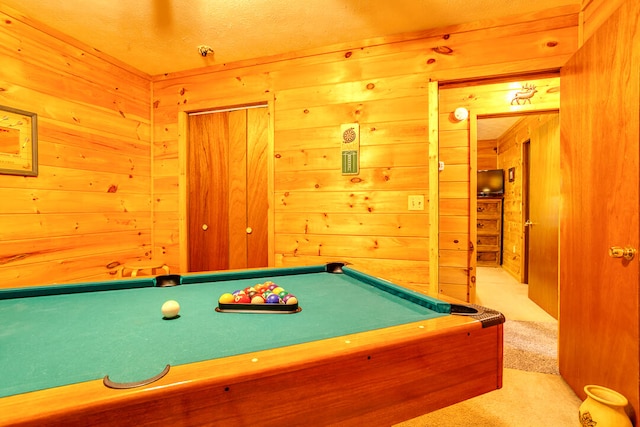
0 314 502 426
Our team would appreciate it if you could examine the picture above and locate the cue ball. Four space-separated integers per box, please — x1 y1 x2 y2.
162 300 180 319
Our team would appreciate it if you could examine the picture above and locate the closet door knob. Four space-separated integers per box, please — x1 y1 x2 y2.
609 246 636 260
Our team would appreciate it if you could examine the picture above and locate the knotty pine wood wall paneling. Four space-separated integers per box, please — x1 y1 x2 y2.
478 140 498 170
152 7 578 296
495 117 527 281
154 43 433 291
274 74 431 292
0 4 579 290
580 0 626 45
0 5 152 288
438 114 471 301
438 76 561 301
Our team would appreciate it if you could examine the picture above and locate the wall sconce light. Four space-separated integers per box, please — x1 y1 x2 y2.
197 45 214 57
453 107 469 121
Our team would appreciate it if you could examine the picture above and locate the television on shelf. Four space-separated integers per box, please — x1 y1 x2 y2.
477 169 504 197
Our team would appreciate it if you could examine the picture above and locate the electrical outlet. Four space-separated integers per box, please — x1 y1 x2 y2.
408 195 425 211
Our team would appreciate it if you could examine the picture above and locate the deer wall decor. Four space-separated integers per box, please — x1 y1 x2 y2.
511 84 538 105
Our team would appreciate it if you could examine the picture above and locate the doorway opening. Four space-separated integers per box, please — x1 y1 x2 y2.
476 112 559 319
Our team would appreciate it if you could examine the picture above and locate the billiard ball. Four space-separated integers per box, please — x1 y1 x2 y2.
234 294 251 303
251 295 265 304
218 293 235 304
282 295 298 305
266 294 281 304
161 300 180 319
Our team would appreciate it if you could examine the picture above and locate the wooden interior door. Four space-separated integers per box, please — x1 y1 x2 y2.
526 114 560 319
522 139 530 283
187 107 269 272
559 0 639 421
238 108 269 269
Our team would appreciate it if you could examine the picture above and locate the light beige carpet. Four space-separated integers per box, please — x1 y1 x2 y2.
393 268 583 426
395 368 582 427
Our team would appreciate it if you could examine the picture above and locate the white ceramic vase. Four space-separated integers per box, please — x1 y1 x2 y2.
578 385 632 427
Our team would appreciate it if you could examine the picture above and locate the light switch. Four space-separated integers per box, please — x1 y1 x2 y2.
408 195 425 211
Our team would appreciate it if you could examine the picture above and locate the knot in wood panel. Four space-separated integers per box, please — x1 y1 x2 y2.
432 46 454 55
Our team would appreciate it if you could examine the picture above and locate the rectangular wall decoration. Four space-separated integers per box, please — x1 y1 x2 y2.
340 123 360 175
0 105 38 176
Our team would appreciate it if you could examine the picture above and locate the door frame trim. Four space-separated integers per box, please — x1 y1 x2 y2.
437 74 560 303
178 95 275 272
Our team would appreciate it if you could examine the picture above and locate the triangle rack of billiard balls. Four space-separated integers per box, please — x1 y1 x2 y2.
216 281 300 313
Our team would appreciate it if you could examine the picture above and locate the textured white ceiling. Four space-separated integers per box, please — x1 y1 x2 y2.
2 0 579 75
478 116 522 140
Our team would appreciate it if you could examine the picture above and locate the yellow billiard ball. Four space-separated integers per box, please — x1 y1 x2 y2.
218 293 235 304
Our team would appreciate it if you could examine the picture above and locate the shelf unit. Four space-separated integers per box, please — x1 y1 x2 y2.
476 197 503 267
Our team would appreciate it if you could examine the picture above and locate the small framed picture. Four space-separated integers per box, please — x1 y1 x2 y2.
0 105 38 176
508 167 515 182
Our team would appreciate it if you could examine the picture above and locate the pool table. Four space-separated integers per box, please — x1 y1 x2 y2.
0 263 504 426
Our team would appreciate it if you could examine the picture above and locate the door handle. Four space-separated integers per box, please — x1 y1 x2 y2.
246 227 253 234
202 224 208 231
608 246 637 261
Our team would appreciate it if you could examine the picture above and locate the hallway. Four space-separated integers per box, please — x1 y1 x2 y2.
475 267 556 323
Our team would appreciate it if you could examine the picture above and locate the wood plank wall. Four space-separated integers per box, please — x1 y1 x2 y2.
0 5 152 287
580 0 626 44
1 3 586 292
478 140 498 170
153 7 578 294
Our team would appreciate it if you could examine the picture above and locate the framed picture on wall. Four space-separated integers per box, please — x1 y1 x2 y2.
0 105 38 176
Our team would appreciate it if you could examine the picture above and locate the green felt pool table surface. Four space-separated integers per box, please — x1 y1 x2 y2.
1 263 450 397
0 263 504 427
